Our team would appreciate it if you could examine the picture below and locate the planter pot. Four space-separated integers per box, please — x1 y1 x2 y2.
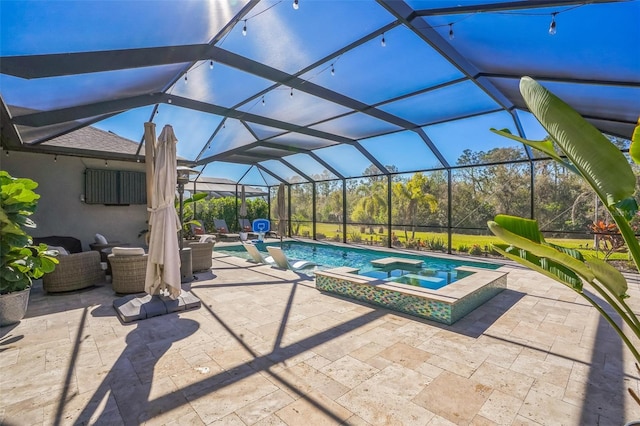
0 287 30 327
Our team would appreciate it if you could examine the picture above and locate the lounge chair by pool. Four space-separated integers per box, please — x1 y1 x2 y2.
243 242 273 264
213 219 240 241
266 246 317 270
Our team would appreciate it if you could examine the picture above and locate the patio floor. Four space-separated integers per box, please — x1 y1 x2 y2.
2 249 640 425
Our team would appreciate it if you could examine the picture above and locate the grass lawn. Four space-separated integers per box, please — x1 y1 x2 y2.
291 223 632 262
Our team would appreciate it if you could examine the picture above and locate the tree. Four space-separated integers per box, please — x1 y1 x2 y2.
392 172 438 239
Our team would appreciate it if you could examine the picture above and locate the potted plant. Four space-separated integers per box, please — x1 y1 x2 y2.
0 171 58 326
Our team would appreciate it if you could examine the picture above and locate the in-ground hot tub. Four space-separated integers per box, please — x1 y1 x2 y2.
315 258 507 325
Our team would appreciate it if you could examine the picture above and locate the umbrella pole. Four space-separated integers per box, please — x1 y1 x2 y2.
143 122 156 245
178 183 185 251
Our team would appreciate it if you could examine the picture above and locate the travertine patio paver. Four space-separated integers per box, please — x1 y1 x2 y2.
1 250 639 425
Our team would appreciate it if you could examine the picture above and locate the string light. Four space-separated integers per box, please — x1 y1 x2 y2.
330 64 335 76
5 150 8 156
54 155 57 162
448 23 454 40
209 60 214 69
293 0 299 10
242 20 247 36
168 98 172 104
290 87 293 97
381 33 386 47
136 158 140 163
105 160 108 167
184 73 188 85
261 96 265 106
549 12 557 35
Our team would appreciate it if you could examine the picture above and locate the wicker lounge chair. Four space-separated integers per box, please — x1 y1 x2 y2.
108 247 147 294
43 250 105 293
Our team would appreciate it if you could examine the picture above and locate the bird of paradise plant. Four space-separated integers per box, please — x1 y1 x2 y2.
487 77 640 375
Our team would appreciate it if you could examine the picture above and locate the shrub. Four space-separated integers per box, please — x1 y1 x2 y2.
426 237 446 252
457 244 470 253
468 244 483 256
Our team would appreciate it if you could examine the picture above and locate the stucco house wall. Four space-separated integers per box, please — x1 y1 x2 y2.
2 151 148 251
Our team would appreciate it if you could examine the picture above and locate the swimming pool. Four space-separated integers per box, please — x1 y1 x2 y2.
215 240 507 325
215 240 500 289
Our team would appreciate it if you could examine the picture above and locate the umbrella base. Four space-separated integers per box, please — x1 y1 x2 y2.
113 290 201 323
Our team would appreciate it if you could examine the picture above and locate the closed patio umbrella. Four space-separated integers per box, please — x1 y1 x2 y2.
239 185 247 220
144 124 182 299
277 183 286 244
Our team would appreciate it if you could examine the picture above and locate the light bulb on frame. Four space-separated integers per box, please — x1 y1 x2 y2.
549 13 557 35
242 20 247 36
448 23 454 40
290 87 293 97
261 96 265 106
209 60 214 69
293 0 299 10
381 33 386 47
330 64 335 76
184 74 188 84
54 155 57 162
168 98 172 104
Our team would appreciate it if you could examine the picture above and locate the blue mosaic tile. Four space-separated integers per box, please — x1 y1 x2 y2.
316 274 453 324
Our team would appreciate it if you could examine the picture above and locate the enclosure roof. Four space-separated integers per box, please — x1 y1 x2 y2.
1 0 638 186
183 177 267 198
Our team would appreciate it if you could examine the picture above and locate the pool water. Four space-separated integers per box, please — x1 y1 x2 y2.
215 241 499 289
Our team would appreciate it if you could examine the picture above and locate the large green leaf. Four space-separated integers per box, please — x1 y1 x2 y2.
519 77 635 208
488 220 595 281
494 214 544 244
493 244 583 290
585 256 628 298
630 117 640 165
489 129 577 174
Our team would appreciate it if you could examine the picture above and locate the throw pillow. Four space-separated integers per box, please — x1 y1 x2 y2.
95 233 108 245
47 245 69 256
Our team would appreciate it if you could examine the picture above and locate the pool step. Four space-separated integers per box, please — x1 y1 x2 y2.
370 257 423 268
395 274 443 283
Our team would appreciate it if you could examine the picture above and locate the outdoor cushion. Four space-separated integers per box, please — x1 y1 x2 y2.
199 235 215 243
112 247 145 256
95 233 108 245
47 245 69 256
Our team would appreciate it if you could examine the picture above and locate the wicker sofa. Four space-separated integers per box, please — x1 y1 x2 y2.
33 236 105 293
